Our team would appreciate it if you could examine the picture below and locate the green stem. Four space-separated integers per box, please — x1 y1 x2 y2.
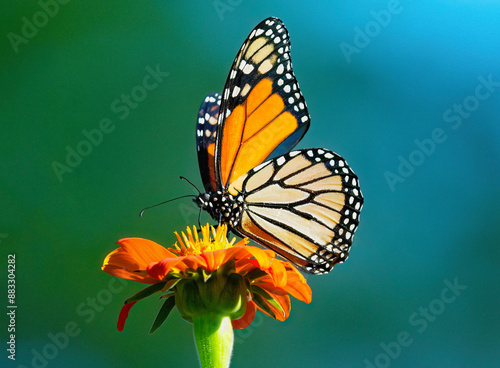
193 314 234 368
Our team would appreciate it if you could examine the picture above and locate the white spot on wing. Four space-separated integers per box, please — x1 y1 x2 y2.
253 160 270 172
232 86 240 98
243 63 255 74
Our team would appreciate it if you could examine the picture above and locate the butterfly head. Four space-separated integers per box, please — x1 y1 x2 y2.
194 192 211 210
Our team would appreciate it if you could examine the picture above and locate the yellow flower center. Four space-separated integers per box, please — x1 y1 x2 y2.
170 224 247 256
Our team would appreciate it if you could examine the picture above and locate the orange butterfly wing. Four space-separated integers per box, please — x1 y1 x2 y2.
214 17 311 190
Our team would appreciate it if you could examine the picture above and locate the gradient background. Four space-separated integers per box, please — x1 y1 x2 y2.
1 1 499 367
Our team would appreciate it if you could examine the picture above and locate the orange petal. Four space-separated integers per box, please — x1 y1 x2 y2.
201 246 274 272
282 269 312 304
269 259 287 288
235 259 258 274
102 264 159 284
102 238 174 270
117 238 176 266
179 255 208 272
262 289 291 321
256 268 311 304
283 262 307 283
102 238 175 283
147 257 186 280
200 248 235 271
241 246 274 269
254 288 291 321
117 301 137 331
232 300 256 329
254 279 288 296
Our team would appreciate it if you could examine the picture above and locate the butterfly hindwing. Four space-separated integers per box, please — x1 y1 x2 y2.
196 92 221 192
214 17 311 190
227 148 363 274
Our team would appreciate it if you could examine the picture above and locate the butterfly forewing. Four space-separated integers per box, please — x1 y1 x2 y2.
229 148 363 274
214 17 311 190
196 92 221 192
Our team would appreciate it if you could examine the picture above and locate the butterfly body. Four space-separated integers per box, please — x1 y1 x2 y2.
193 17 363 274
195 190 245 227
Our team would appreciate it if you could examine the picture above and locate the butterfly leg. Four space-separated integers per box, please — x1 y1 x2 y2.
197 207 203 232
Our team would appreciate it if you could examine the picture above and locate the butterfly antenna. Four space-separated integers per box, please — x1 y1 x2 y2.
179 176 205 230
179 176 201 195
139 195 195 217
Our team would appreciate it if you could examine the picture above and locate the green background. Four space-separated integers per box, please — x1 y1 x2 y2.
1 1 499 367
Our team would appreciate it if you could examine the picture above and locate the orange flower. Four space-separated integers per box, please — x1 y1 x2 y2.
102 224 311 332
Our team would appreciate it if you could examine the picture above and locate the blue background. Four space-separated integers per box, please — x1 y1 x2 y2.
1 1 499 367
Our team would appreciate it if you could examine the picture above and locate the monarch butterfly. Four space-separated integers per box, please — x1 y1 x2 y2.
194 17 363 274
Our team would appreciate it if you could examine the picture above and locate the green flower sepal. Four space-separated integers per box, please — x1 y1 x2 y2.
175 263 247 322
